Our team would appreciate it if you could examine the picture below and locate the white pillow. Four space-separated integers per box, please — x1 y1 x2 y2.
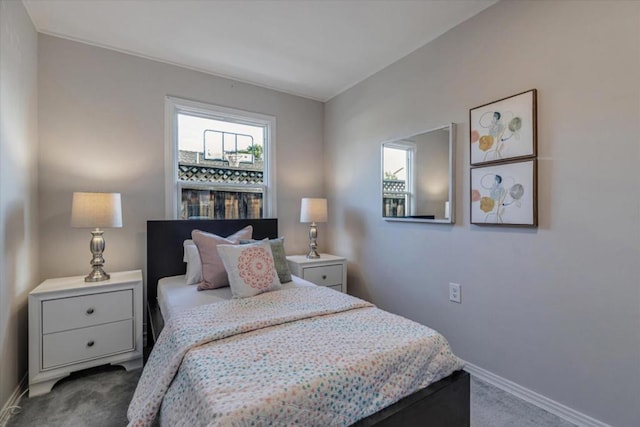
216 240 281 298
183 240 202 285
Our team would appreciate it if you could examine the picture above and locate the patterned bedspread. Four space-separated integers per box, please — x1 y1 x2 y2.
127 287 464 427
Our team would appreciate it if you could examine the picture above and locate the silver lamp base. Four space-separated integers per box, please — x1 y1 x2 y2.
306 222 320 259
85 267 110 282
85 229 111 282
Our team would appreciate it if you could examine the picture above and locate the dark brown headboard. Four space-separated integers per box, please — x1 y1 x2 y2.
146 219 278 303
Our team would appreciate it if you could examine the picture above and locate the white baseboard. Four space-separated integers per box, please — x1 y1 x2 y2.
464 362 610 427
0 373 27 427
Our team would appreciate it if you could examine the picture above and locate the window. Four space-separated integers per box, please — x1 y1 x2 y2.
165 97 276 219
382 141 415 217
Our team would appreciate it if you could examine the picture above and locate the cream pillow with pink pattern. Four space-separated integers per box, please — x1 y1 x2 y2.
191 226 253 290
216 239 282 298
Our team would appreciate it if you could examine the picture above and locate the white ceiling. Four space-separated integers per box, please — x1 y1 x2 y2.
24 0 497 102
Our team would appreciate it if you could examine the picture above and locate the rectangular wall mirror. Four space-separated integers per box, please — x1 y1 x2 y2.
381 123 455 224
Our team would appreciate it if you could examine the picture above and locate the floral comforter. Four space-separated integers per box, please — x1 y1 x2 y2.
127 287 464 427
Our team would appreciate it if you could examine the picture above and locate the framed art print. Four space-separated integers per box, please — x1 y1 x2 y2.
470 159 537 227
470 89 537 165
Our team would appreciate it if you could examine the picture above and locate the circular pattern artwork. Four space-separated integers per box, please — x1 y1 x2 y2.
238 247 276 289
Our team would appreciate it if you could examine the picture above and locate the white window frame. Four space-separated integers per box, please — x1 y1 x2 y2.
164 96 277 219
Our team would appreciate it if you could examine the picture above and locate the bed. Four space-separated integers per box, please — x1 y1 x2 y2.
138 219 469 427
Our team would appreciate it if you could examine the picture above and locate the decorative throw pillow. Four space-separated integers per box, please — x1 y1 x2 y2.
191 226 253 290
239 237 292 283
183 240 202 285
217 239 281 298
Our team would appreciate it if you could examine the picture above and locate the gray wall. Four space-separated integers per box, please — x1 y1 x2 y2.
0 0 39 412
38 35 324 283
324 2 640 426
414 129 449 218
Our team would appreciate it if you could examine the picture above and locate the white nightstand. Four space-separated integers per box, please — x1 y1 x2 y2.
286 254 347 293
28 270 144 397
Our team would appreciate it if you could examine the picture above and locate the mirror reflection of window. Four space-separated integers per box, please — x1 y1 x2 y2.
382 142 415 218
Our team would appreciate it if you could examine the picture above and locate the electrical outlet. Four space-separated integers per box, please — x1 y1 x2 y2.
449 283 461 303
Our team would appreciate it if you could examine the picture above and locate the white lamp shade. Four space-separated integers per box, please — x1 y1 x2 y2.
300 198 327 223
71 192 123 228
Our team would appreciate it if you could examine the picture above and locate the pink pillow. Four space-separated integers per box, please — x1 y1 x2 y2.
191 226 253 290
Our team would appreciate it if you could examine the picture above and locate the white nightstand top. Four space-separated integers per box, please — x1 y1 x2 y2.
286 254 346 265
30 270 143 295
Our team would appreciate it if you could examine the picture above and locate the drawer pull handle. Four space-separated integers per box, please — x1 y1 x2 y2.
87 340 95 348
322 275 327 280
86 308 95 315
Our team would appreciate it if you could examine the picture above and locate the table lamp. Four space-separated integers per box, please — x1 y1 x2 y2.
71 192 123 282
300 198 327 259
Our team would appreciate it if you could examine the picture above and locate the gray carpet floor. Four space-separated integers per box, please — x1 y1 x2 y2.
8 365 576 427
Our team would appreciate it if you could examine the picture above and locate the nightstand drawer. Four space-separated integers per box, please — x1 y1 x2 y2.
303 264 343 287
42 319 133 369
42 290 132 334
